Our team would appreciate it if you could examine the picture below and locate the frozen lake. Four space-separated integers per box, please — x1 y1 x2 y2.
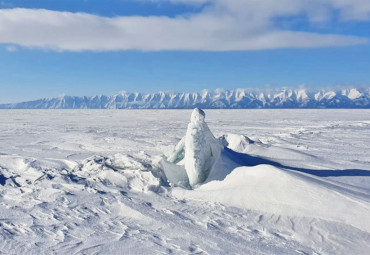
0 109 369 254
1 109 369 165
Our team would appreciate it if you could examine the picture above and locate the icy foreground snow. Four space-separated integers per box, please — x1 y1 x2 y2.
0 109 370 254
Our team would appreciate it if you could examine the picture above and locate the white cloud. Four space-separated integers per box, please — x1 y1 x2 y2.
0 0 369 52
155 0 370 21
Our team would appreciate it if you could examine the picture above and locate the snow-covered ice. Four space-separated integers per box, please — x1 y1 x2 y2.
0 109 369 254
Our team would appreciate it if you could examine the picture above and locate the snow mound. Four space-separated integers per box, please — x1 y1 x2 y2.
162 109 370 233
161 109 321 188
173 164 370 232
162 108 223 188
219 133 259 151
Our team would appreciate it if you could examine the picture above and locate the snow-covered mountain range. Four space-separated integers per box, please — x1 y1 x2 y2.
1 88 369 109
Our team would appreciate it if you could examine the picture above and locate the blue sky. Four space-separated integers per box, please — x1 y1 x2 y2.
0 0 370 103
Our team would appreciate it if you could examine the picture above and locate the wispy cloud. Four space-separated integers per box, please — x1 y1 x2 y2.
0 0 369 52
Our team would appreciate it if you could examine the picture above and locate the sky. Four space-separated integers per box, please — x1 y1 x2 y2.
0 0 370 103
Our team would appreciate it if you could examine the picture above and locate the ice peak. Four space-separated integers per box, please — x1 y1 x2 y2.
348 88 362 100
162 108 223 188
185 108 222 187
191 108 205 123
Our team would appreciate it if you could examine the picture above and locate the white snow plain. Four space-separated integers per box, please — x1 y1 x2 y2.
0 109 369 254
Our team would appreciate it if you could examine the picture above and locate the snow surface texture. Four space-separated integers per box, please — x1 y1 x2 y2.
0 109 370 254
1 88 369 109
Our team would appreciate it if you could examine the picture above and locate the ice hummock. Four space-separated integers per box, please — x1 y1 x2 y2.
185 108 222 187
162 108 222 188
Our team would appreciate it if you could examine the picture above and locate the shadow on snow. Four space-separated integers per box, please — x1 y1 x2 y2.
224 147 370 178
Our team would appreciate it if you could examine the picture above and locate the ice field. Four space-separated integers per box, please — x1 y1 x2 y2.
0 109 369 254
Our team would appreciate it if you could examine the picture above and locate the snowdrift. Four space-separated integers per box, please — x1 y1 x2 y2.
163 108 370 233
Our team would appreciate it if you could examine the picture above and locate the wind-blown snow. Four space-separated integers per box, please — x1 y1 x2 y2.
0 109 369 254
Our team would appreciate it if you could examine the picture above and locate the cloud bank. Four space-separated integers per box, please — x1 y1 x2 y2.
0 0 369 51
